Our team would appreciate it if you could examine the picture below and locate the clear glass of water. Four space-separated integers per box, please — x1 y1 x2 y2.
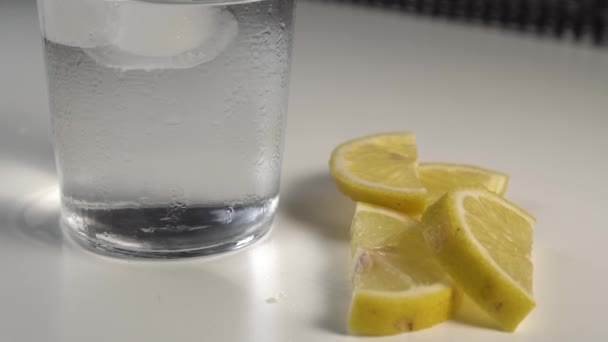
37 0 295 258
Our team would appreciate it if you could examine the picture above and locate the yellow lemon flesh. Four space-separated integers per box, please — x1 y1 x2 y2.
420 188 535 332
348 203 455 335
418 162 509 206
329 132 426 215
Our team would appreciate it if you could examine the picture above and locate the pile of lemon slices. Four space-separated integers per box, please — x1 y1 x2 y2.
329 132 535 335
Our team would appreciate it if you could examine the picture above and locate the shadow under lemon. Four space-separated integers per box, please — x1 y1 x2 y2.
282 172 354 335
282 172 355 241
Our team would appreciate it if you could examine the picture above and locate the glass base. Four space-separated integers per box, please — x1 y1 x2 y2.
62 196 278 259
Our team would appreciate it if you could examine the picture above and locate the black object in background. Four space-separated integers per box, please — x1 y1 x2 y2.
331 0 607 44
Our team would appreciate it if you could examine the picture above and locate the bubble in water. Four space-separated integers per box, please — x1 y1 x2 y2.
224 206 235 224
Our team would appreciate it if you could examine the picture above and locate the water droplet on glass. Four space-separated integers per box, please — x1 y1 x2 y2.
165 116 181 126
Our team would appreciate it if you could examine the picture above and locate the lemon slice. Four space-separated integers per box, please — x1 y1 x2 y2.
420 188 535 332
329 132 427 214
348 203 454 335
419 163 509 206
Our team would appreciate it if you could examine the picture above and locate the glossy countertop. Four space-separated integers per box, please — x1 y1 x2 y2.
1 0 607 341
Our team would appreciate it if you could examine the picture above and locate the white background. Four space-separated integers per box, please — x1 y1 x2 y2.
1 0 608 341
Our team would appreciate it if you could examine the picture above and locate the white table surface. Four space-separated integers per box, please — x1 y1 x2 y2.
2 0 608 341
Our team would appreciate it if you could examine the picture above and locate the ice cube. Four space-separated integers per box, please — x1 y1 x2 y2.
40 0 116 48
83 2 238 71
114 2 220 57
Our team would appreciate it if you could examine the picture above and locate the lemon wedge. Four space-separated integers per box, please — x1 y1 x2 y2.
348 203 455 335
420 188 535 332
419 163 509 206
329 132 426 214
